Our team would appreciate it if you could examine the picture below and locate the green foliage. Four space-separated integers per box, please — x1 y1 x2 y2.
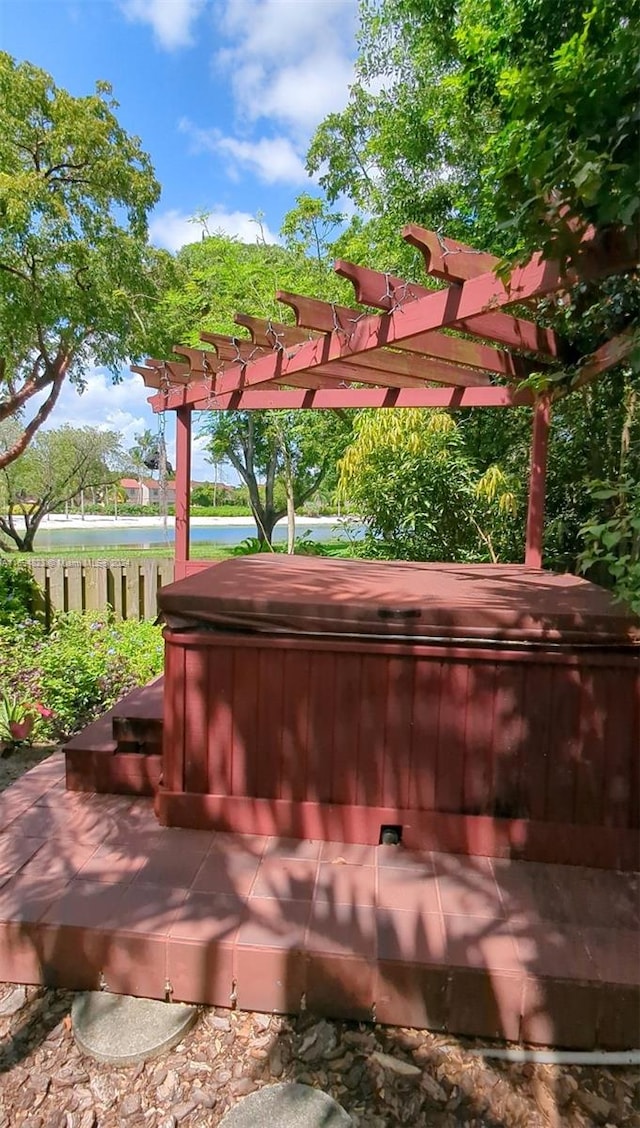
0 558 40 625
0 690 35 746
0 611 163 739
0 424 124 550
339 410 522 562
309 0 639 262
189 505 252 517
578 477 640 611
0 53 174 469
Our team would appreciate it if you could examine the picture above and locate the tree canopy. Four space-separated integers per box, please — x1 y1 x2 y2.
155 225 354 544
0 424 123 551
0 53 173 471
309 0 640 263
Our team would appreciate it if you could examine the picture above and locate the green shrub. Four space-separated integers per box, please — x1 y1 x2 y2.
0 559 41 626
0 611 164 740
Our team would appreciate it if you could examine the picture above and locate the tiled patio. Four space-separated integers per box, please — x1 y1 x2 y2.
0 754 638 1049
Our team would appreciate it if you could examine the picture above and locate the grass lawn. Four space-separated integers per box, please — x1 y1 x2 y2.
24 540 349 561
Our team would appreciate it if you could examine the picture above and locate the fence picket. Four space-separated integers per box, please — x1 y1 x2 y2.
21 557 177 621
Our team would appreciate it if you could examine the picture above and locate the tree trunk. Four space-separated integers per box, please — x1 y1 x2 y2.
286 490 296 553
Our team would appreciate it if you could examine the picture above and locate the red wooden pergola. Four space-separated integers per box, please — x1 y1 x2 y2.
133 224 636 578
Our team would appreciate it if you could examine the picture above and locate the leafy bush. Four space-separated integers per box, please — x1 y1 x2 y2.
0 559 41 626
578 477 640 612
0 611 164 740
190 505 253 517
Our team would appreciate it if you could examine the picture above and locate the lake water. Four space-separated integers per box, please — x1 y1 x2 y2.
33 522 362 551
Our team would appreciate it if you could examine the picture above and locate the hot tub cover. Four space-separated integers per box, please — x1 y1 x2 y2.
157 556 640 647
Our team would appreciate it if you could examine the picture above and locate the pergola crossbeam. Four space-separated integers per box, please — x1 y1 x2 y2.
133 223 636 578
332 262 561 358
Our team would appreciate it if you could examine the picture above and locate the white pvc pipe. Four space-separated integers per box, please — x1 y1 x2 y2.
469 1048 640 1066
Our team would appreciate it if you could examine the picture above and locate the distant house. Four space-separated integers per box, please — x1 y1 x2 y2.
119 478 177 506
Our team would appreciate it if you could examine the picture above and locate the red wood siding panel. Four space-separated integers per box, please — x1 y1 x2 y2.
356 656 389 808
280 649 311 803
409 659 441 813
306 651 337 804
331 653 362 806
463 661 497 816
573 666 606 826
229 648 258 797
163 640 186 793
492 663 526 819
254 647 285 799
382 657 415 810
436 662 468 812
546 666 582 825
161 629 639 866
183 646 209 794
206 648 234 796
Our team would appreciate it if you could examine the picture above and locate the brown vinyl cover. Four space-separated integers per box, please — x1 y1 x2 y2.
157 556 640 647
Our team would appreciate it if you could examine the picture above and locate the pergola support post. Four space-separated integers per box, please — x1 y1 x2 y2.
525 398 551 568
174 405 192 580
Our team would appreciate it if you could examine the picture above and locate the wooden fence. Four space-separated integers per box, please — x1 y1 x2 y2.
24 558 175 623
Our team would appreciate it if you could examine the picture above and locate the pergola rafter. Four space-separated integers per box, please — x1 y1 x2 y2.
134 223 638 578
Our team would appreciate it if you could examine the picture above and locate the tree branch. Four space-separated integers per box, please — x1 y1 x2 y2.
0 367 67 471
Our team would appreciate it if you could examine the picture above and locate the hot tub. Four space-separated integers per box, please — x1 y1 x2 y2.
157 556 639 868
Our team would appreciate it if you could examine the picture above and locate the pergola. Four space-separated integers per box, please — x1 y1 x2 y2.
133 224 636 579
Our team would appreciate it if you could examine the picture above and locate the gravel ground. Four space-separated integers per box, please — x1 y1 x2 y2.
0 752 638 1127
1 984 638 1127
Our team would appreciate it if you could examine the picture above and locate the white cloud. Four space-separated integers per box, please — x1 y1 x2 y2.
36 368 216 480
215 0 357 134
180 121 309 184
119 0 206 49
148 207 278 251
40 368 149 449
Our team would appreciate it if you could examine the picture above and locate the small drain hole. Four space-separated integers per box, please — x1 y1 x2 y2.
379 824 402 846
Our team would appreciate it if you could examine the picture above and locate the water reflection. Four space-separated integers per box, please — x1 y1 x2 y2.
34 523 363 551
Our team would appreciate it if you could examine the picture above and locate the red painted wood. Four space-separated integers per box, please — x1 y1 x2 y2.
255 647 284 799
331 653 362 806
206 649 234 797
229 648 258 797
408 659 440 813
174 406 192 577
183 646 209 794
572 667 606 826
164 627 639 669
463 662 497 816
401 225 500 281
155 790 640 870
525 399 551 567
151 383 535 414
492 663 526 819
435 662 468 813
306 651 337 803
546 666 583 824
357 656 389 808
601 667 636 828
163 626 638 864
163 641 185 793
382 657 415 809
280 649 310 803
300 277 558 360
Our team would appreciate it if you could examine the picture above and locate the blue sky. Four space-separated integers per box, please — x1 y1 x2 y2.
1 0 359 479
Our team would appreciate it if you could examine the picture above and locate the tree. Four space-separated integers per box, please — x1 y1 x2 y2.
154 232 355 545
201 410 350 547
0 424 123 551
339 410 518 563
309 0 639 263
0 54 173 471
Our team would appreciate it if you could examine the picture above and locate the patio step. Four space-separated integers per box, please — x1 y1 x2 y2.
64 678 164 797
